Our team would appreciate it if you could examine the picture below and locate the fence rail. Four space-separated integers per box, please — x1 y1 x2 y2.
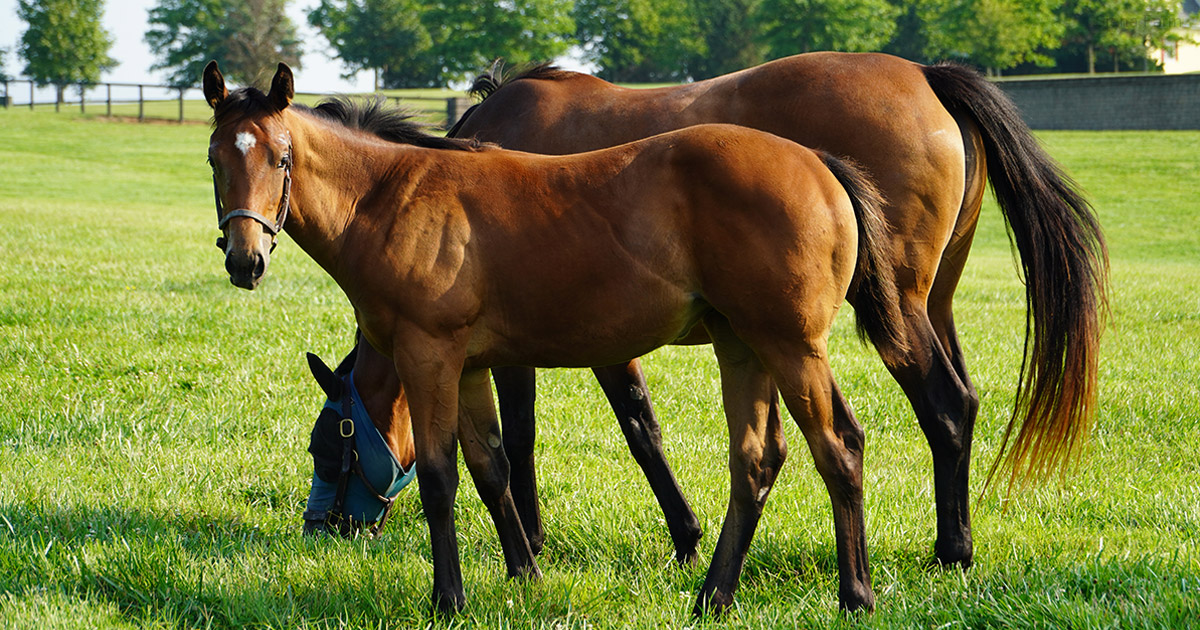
0 78 472 128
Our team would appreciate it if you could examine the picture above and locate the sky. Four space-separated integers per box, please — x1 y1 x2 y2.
1 0 378 91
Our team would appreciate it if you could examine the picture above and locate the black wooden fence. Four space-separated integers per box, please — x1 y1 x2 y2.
0 78 472 128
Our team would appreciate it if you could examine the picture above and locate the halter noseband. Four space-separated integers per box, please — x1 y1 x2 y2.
213 142 293 252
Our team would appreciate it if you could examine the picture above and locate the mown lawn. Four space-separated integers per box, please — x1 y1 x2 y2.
0 110 1197 628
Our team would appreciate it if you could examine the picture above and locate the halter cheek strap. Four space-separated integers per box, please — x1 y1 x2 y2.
213 145 293 251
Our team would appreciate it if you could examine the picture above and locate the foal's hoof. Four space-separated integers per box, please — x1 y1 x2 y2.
932 543 974 570
838 586 875 614
430 590 465 617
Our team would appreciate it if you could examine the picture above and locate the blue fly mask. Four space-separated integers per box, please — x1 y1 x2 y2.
302 352 416 537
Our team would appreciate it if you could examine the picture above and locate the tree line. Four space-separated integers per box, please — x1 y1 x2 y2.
10 0 1198 93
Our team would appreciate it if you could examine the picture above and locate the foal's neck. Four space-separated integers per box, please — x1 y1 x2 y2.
280 110 417 280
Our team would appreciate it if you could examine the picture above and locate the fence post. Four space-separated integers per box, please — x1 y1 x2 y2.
2 81 7 109
178 88 184 123
106 83 112 117
29 80 34 110
138 85 144 122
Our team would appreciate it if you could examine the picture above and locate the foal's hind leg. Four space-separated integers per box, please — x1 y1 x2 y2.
458 368 541 580
757 341 874 612
693 316 786 616
593 359 703 564
492 366 545 555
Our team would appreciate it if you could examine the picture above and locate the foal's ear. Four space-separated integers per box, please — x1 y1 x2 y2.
306 352 343 401
203 61 227 110
268 63 294 111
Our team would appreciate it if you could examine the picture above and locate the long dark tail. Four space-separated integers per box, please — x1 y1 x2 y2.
922 62 1109 488
821 153 907 356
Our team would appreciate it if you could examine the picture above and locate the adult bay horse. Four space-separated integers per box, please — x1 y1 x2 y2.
339 52 1105 569
203 61 904 614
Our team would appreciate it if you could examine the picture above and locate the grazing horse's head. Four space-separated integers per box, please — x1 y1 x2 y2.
302 350 417 538
202 61 294 290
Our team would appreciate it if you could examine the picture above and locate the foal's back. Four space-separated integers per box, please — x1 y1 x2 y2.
411 123 857 370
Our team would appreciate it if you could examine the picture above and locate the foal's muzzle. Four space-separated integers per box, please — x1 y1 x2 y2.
225 245 270 290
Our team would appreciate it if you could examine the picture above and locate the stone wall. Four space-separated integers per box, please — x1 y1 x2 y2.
994 74 1200 130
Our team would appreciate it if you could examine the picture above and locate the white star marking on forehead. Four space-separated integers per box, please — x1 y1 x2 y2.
235 132 257 155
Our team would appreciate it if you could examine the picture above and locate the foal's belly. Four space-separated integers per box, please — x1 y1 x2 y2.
465 288 709 370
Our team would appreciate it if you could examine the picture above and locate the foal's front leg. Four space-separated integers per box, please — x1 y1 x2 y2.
459 368 541 579
397 346 468 614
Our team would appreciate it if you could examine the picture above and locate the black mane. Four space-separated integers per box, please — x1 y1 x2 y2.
466 61 574 100
213 87 489 152
446 61 576 137
311 96 489 151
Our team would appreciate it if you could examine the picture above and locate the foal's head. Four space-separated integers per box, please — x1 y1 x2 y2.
203 61 295 290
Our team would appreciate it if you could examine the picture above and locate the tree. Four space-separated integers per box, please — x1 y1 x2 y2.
311 0 575 89
687 0 766 79
754 0 899 58
423 0 576 83
1056 0 1195 73
145 0 302 88
574 0 706 82
922 0 1062 74
0 48 9 82
309 0 433 89
17 0 116 103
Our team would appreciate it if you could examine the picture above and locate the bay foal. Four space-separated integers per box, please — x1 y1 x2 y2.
204 62 903 614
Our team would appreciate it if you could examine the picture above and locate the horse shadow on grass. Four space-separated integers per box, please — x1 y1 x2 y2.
0 500 445 627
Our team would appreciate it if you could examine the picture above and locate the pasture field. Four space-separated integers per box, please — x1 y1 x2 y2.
0 109 1197 629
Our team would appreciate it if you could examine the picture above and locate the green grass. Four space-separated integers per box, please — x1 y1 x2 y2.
0 110 1197 628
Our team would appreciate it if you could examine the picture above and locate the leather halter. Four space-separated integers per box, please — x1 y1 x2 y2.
213 145 293 252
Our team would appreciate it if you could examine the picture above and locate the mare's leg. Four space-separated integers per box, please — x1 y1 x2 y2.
592 359 703 564
764 342 875 613
693 316 786 615
458 368 541 579
880 300 977 568
492 366 544 555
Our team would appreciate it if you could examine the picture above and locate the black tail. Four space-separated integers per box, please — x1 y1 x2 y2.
821 153 907 356
922 63 1109 488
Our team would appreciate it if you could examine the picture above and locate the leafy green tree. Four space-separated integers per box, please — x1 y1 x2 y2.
754 0 899 58
0 48 9 82
145 0 302 88
308 0 433 89
311 0 573 88
687 0 766 79
574 0 706 82
921 0 1062 74
1056 0 1195 73
17 0 116 103
424 0 575 82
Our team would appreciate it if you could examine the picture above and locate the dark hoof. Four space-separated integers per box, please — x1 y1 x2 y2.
838 585 875 614
673 524 703 566
527 533 545 557
692 589 734 618
431 590 465 617
675 548 700 566
931 540 974 570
